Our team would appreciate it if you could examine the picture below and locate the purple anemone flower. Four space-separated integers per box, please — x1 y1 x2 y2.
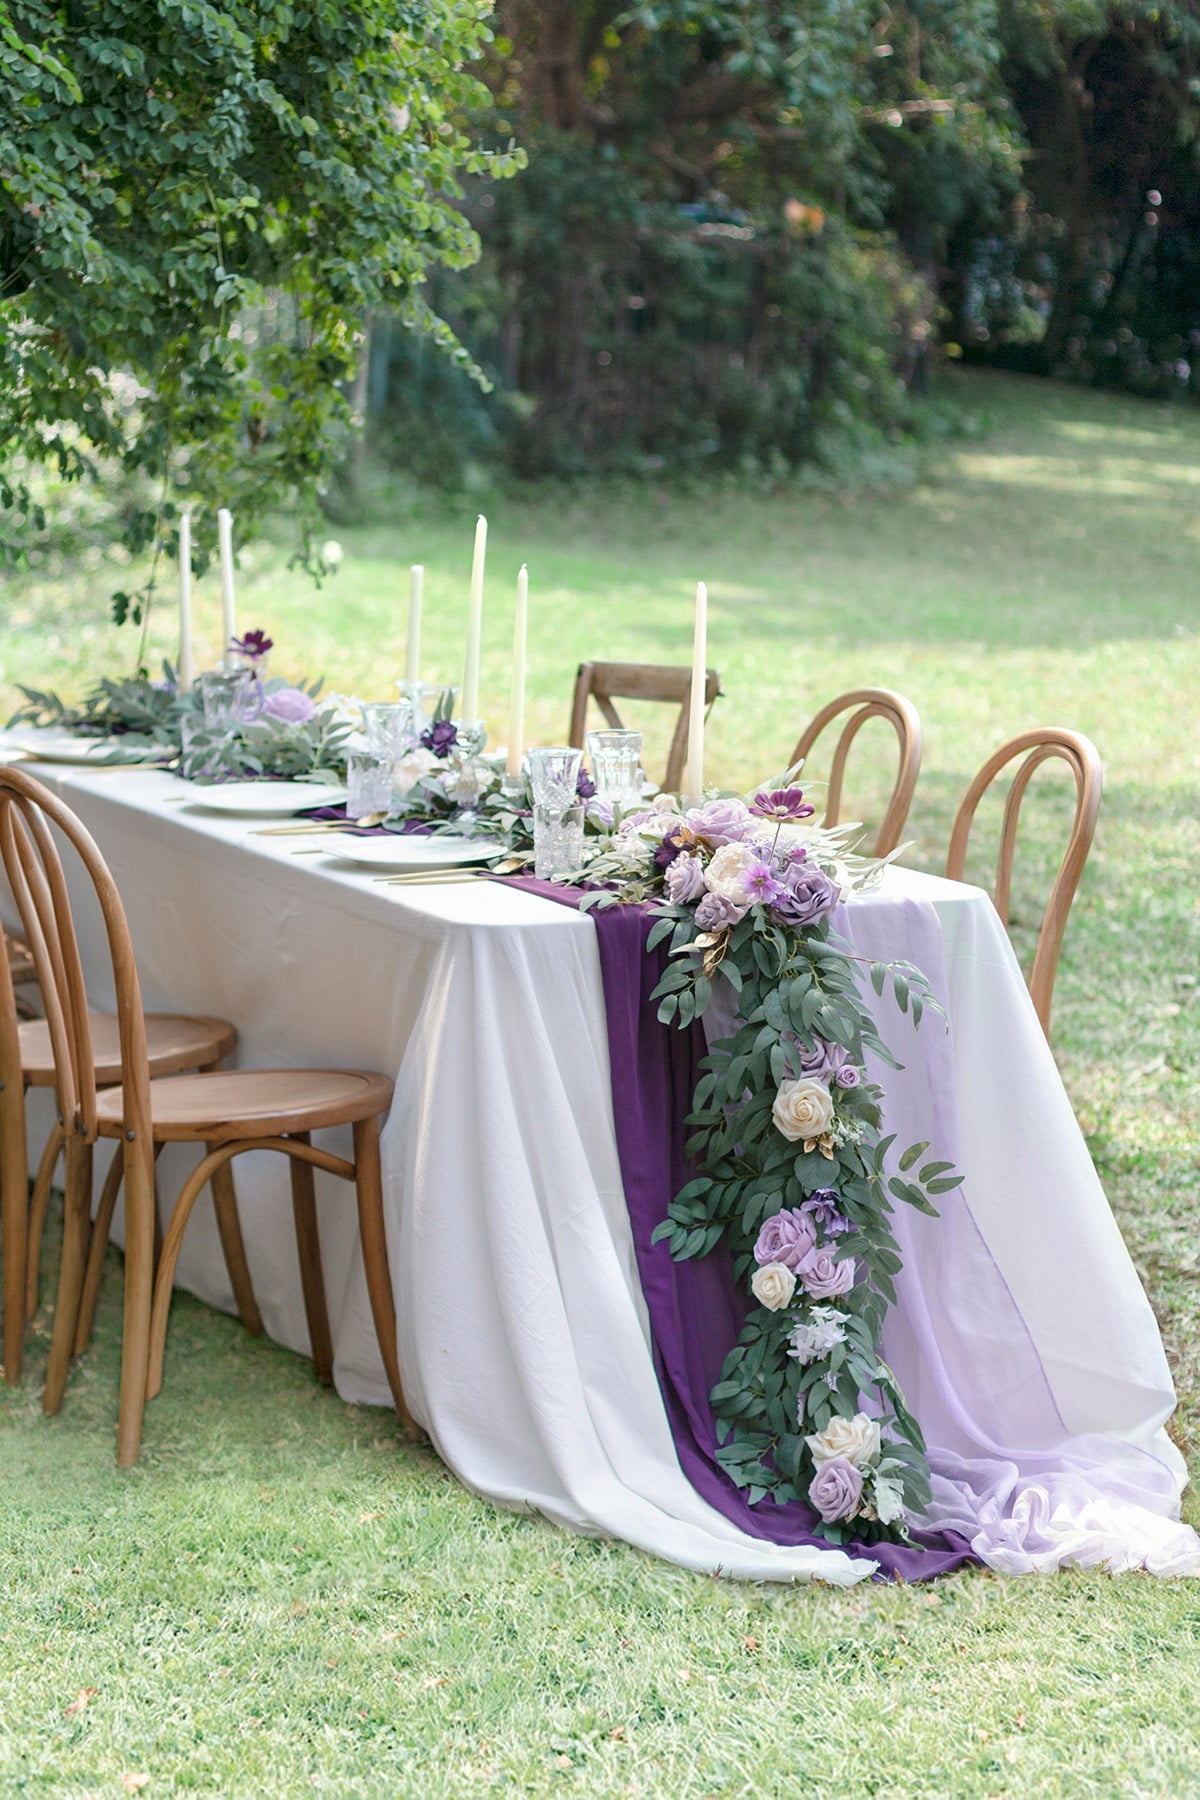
421 720 459 757
744 857 785 905
230 629 274 661
750 786 816 822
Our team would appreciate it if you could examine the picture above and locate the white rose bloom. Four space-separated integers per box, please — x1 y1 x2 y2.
750 1262 796 1312
702 841 756 906
772 1076 835 1143
650 792 681 814
393 746 438 797
871 1472 907 1525
806 1412 882 1471
787 1305 847 1365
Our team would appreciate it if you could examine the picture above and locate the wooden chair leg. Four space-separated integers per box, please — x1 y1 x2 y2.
288 1133 334 1386
117 1137 159 1467
72 1145 125 1357
1 1077 29 1384
351 1113 415 1432
25 1119 64 1320
206 1146 263 1337
42 1132 93 1414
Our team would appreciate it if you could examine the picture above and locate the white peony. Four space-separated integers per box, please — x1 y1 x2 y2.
393 746 438 797
786 1305 847 1365
702 841 756 906
772 1077 834 1144
750 1262 796 1312
806 1412 882 1472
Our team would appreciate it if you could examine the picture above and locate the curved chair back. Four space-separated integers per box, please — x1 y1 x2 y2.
0 768 158 1432
788 688 922 856
945 727 1103 1035
569 660 721 795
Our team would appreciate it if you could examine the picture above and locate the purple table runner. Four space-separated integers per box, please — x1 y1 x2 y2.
510 876 978 1581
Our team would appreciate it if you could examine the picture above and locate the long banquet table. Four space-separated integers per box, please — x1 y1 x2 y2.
13 760 1200 1585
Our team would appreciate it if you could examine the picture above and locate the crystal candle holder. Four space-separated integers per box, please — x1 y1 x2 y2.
533 802 585 880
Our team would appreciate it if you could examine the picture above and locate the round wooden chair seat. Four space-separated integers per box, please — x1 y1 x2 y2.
20 1013 237 1087
94 1067 396 1143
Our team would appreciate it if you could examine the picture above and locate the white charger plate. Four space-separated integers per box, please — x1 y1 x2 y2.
6 730 166 766
186 780 348 817
323 835 506 871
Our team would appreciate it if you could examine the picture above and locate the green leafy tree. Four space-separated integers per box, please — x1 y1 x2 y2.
0 0 523 644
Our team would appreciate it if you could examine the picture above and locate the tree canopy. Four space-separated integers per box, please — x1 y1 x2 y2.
0 0 522 618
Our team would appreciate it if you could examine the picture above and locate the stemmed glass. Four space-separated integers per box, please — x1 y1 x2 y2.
586 729 643 813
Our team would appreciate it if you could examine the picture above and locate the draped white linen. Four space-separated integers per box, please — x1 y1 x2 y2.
11 762 1197 1580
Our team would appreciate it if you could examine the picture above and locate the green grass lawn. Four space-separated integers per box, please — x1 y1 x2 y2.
2 369 1200 1796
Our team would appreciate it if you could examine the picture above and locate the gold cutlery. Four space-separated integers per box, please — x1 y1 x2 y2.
252 811 388 836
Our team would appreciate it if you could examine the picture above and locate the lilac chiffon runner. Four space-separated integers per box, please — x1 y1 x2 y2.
509 876 978 1581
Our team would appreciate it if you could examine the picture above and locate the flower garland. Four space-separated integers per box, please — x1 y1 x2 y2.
568 784 961 1546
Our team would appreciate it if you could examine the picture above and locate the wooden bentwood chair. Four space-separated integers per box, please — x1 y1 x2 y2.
945 727 1103 1037
788 687 923 857
0 767 413 1465
569 661 722 795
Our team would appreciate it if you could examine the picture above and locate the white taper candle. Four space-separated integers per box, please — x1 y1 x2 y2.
685 580 708 802
177 513 194 692
462 514 487 721
506 564 528 778
217 507 237 653
406 565 423 684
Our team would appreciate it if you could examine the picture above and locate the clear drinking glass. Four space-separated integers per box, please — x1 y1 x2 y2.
586 728 643 812
526 746 583 808
346 750 394 817
363 701 413 756
200 666 254 729
533 802 585 880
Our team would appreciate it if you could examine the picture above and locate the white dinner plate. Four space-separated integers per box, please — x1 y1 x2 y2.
186 780 348 817
6 730 167 766
322 834 506 871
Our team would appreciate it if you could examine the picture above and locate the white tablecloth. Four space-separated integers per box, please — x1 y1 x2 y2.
11 762 1198 1582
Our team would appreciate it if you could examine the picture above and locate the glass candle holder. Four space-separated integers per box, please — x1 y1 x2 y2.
346 750 394 818
200 666 254 730
586 728 643 812
533 802 585 880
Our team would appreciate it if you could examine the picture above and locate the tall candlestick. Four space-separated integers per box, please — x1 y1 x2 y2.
462 514 487 721
177 513 194 692
217 508 237 653
685 580 708 802
506 564 528 778
406 565 423 684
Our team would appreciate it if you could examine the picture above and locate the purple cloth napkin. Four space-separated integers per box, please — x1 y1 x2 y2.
507 875 979 1582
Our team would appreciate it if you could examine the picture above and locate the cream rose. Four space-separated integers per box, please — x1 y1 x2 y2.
772 1077 834 1144
702 841 756 906
393 745 438 797
806 1412 882 1471
749 1262 796 1312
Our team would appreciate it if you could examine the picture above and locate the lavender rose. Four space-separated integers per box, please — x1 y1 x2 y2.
694 890 746 931
753 1207 817 1272
664 852 706 905
798 1250 856 1300
260 686 316 724
835 1064 862 1089
685 796 754 847
772 862 840 928
797 1037 850 1084
808 1456 863 1524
